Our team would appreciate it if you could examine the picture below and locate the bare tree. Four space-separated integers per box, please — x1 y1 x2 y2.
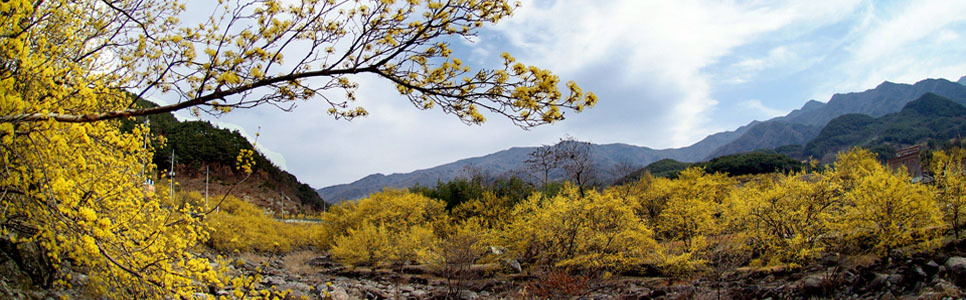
703 234 751 300
608 161 643 203
427 231 483 299
556 137 597 197
610 160 641 185
526 145 560 187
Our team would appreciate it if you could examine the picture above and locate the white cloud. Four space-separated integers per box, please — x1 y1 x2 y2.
849 0 966 64
936 29 960 43
810 0 966 102
489 0 863 147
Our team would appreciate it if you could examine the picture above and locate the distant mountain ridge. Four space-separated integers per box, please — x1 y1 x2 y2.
803 93 966 161
705 78 966 159
318 144 700 202
318 76 966 203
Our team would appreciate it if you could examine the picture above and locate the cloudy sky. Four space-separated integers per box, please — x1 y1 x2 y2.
163 0 966 189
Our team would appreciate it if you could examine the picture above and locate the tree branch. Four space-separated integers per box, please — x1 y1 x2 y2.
0 66 376 123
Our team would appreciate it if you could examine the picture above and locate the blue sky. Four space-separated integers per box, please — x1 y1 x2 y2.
161 0 966 189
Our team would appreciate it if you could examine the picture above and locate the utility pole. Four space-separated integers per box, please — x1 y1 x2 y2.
169 149 175 202
205 165 209 209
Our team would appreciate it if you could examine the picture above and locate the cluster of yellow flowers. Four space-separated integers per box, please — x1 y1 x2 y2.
201 192 323 253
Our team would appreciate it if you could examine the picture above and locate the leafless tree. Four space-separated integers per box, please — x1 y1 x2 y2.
556 137 597 197
526 145 559 187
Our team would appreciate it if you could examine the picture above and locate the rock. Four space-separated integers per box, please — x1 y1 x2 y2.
878 292 898 300
885 274 903 288
945 256 966 275
488 246 508 256
329 286 350 300
502 259 523 274
898 265 928 289
412 290 429 299
411 290 428 298
399 285 414 293
947 256 966 286
283 281 313 293
263 275 286 287
270 259 284 270
457 290 478 299
869 273 889 291
799 274 825 296
923 260 940 276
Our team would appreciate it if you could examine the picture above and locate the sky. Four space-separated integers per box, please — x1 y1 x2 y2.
158 0 966 189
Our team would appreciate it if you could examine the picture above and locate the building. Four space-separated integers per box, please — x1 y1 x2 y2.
887 145 924 180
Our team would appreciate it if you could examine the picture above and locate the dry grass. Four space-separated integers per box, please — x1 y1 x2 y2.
282 250 321 276
839 254 879 269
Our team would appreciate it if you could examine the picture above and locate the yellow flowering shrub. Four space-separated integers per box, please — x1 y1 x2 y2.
726 172 841 266
931 148 966 238
323 189 446 267
199 192 322 253
829 148 943 255
655 168 733 248
502 185 657 271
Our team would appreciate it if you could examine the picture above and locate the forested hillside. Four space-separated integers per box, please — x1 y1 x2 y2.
620 151 805 182
804 93 966 161
122 99 326 211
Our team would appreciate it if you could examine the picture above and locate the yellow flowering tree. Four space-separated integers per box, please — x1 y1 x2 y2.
931 148 966 239
323 189 446 267
503 185 657 271
0 0 595 126
728 172 841 266
830 148 943 255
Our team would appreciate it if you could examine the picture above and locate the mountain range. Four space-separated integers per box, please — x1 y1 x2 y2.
802 92 966 161
317 76 966 203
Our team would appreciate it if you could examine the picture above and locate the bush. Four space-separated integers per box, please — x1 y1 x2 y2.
201 192 322 253
503 184 657 271
322 189 446 267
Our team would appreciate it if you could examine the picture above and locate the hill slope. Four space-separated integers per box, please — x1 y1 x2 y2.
123 100 326 212
804 93 966 161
